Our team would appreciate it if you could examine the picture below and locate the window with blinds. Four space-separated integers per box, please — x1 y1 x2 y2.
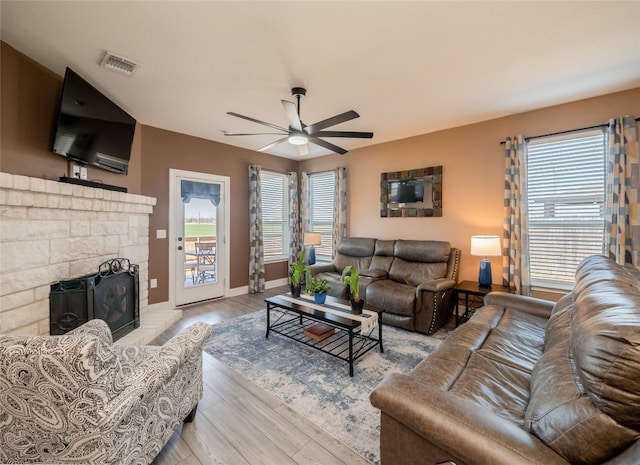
260 171 289 262
308 171 336 261
526 130 606 288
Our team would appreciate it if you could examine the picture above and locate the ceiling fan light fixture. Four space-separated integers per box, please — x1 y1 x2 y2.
226 87 373 155
288 134 308 145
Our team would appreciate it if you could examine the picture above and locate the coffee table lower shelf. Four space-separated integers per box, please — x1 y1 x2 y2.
266 307 381 377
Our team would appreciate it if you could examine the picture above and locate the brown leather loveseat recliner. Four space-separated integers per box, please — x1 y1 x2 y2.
370 254 640 465
309 237 460 335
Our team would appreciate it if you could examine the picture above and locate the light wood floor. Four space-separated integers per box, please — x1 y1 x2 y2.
149 286 373 465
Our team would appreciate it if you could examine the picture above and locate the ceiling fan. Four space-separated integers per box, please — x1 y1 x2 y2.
224 87 373 155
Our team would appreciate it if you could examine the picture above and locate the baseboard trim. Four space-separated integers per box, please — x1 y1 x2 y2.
150 278 290 308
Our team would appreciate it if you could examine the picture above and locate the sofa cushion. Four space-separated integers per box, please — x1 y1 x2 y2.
525 320 638 464
525 255 640 464
409 304 547 427
389 258 448 286
360 268 387 278
334 254 373 274
336 237 376 256
331 237 376 274
368 239 396 273
366 279 416 317
374 239 395 256
394 240 451 263
571 256 640 427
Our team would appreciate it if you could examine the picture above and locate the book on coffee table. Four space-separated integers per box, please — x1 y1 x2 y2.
303 323 335 341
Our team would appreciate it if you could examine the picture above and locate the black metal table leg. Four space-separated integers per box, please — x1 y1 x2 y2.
348 330 354 377
378 316 384 353
265 303 270 339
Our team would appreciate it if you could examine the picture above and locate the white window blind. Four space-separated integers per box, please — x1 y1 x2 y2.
308 171 335 261
526 130 605 288
260 171 289 261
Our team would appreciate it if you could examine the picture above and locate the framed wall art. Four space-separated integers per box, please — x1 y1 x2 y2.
380 165 442 217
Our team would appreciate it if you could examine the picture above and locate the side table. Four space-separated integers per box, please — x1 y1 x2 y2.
454 280 513 326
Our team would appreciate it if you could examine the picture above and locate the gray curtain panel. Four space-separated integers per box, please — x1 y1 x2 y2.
333 167 347 258
605 115 640 267
502 135 531 295
248 165 265 293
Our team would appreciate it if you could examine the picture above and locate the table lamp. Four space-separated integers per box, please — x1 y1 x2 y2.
304 232 322 265
470 235 501 287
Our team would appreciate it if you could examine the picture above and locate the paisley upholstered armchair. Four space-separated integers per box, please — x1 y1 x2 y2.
0 319 212 464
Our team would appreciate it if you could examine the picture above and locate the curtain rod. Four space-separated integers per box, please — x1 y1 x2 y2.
499 116 640 145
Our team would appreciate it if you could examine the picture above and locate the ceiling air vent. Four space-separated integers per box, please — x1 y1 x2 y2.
101 51 140 76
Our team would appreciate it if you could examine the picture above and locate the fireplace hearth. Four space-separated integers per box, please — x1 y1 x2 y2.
50 258 140 341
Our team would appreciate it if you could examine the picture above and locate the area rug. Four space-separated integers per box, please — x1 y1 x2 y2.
203 309 449 465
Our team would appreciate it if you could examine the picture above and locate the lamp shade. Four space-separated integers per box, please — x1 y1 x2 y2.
470 235 501 257
303 232 322 246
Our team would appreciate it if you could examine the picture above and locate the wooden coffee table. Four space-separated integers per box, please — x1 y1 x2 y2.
265 294 384 377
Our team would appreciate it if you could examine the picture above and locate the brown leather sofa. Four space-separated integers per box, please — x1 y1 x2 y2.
370 254 640 465
308 237 460 335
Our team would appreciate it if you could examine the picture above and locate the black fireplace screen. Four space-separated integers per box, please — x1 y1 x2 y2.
50 258 140 341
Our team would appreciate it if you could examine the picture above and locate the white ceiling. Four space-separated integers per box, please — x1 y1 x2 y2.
2 1 639 159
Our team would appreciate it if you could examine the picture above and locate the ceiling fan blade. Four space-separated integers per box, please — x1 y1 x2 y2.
281 100 303 131
312 131 373 139
227 112 288 132
224 131 286 136
308 136 348 155
297 144 309 156
305 110 360 134
257 137 288 153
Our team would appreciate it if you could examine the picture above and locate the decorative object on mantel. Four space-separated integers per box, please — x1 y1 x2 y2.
303 232 322 265
470 235 502 286
380 165 442 217
341 265 364 314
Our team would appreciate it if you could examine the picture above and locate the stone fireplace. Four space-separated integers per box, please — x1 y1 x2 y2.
0 173 172 341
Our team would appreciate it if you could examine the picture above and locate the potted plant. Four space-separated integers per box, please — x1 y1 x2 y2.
341 265 364 314
290 249 308 298
306 277 332 305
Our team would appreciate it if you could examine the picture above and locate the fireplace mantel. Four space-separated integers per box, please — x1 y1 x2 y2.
0 172 161 337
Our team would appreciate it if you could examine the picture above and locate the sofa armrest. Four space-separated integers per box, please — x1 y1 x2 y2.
370 373 570 465
308 263 336 275
67 318 113 344
105 323 212 427
484 292 555 319
159 322 212 374
417 278 456 293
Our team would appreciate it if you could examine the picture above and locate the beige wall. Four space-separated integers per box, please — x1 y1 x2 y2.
300 88 640 292
0 42 143 194
2 40 639 306
140 125 297 302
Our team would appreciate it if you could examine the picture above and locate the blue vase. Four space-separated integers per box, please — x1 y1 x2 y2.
314 293 326 304
478 259 492 287
308 246 316 265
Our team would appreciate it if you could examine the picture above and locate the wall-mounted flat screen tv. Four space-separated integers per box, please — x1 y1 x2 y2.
51 67 136 175
388 178 427 203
